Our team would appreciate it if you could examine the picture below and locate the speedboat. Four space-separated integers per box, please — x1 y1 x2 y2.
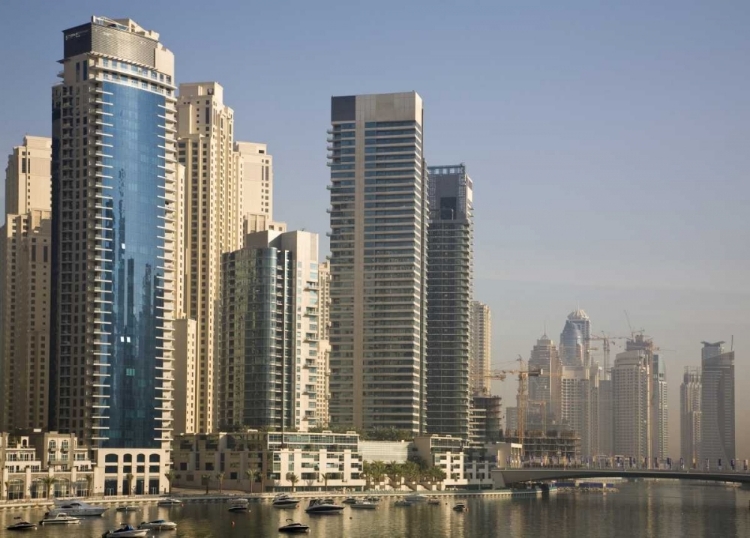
228 498 250 512
138 519 177 530
350 500 377 510
342 496 358 504
305 498 344 514
404 493 428 503
365 496 381 503
116 506 139 512
6 518 37 531
157 498 183 507
102 524 148 537
394 499 412 507
39 513 81 525
48 499 107 517
279 519 310 533
453 503 468 512
273 493 301 508
428 497 441 505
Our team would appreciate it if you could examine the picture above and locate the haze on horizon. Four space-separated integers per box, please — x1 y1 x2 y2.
0 0 748 456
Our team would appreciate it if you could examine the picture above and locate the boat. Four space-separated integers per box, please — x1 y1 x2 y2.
273 493 301 507
342 496 358 504
157 498 183 507
6 518 37 531
365 496 381 503
138 519 177 530
228 498 250 512
428 497 441 505
304 498 344 514
404 493 428 503
394 499 412 507
116 506 139 512
453 503 468 512
279 519 310 533
39 513 81 525
48 498 107 517
350 500 377 510
101 524 148 537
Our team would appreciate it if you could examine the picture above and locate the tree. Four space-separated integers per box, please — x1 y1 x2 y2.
216 472 225 494
201 474 211 495
2 481 8 501
286 473 299 492
164 471 176 494
125 473 134 496
41 476 57 499
320 472 330 491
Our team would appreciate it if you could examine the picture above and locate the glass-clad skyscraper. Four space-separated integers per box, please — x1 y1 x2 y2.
426 164 473 438
50 17 176 489
327 92 428 434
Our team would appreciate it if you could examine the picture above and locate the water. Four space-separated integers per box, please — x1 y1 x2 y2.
1 482 749 537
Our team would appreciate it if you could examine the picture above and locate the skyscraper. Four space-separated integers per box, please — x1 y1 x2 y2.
560 319 584 367
234 141 285 234
528 333 562 429
561 365 599 458
327 92 428 434
651 353 668 461
0 136 52 431
470 301 492 395
612 350 650 463
680 367 701 466
218 230 320 431
566 309 591 366
426 164 473 438
50 17 176 491
177 82 243 433
316 261 332 427
700 342 734 467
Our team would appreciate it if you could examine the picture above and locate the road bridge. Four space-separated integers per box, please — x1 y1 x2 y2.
492 468 750 488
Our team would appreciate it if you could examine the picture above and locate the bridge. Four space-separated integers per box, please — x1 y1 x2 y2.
492 468 750 488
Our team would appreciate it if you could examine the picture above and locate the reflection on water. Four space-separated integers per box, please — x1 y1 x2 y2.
0 482 748 538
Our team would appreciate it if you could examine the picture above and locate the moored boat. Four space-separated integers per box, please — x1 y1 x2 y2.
342 496 357 504
39 513 81 525
101 524 148 537
305 498 344 514
428 497 441 505
228 498 250 512
116 506 139 512
48 499 107 517
350 500 377 510
138 519 177 530
157 498 183 507
6 518 37 531
394 498 412 507
279 519 310 533
404 493 428 503
273 493 301 507
453 503 468 512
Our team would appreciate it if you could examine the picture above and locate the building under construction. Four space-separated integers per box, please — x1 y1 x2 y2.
504 431 582 462
469 395 503 444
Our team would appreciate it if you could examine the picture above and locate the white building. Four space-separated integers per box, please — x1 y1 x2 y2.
651 354 668 461
612 350 650 463
561 366 598 458
470 301 492 395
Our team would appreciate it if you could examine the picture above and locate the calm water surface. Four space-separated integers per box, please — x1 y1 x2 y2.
1 481 749 537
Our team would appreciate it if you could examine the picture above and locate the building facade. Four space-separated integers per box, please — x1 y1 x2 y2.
234 141 280 234
651 354 668 461
218 230 320 432
316 261 331 427
49 18 175 493
560 366 598 458
680 367 701 466
0 136 52 431
425 164 473 438
327 92 428 434
177 81 243 433
700 345 735 467
560 319 584 367
612 351 650 463
470 301 492 395
528 333 562 429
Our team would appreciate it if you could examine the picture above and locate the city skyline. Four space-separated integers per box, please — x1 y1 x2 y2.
0 3 748 457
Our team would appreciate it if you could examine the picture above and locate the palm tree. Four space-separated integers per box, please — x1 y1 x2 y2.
245 468 261 493
286 473 299 492
2 481 8 501
201 474 211 495
216 472 225 494
320 472 330 492
85 474 94 497
41 476 57 499
125 473 134 496
164 470 176 494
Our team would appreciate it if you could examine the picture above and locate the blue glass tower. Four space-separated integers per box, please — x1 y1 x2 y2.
50 16 177 465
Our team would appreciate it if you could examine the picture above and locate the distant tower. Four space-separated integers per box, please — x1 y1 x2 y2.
528 334 562 428
612 350 650 463
470 301 492 395
700 342 734 467
561 309 590 367
680 367 701 466
651 354 668 461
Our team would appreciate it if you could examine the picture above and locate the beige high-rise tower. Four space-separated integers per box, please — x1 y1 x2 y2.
0 136 52 431
177 82 243 432
470 301 492 395
316 261 331 427
234 142 286 234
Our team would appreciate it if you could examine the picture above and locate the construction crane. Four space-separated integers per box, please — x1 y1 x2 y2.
484 356 541 447
586 332 630 370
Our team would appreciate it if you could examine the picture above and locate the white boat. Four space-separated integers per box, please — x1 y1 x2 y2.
116 506 139 512
273 493 301 507
157 498 183 507
48 498 107 517
404 493 428 503
138 519 177 530
228 498 250 512
39 513 81 525
350 500 377 510
102 524 148 537
428 497 441 505
304 498 344 514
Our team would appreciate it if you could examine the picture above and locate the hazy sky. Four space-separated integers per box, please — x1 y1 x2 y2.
1 1 748 457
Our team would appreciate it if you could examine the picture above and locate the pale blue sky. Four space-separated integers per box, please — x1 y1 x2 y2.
1 1 748 456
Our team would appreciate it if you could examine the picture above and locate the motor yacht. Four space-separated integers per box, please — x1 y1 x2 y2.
101 524 148 537
279 519 310 533
138 519 177 530
304 498 344 514
48 498 107 517
39 513 81 525
428 497 441 505
6 518 37 531
453 503 468 512
394 498 412 507
116 506 139 512
228 498 250 512
342 496 358 504
157 498 183 507
404 493 428 503
350 500 377 510
273 493 301 507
